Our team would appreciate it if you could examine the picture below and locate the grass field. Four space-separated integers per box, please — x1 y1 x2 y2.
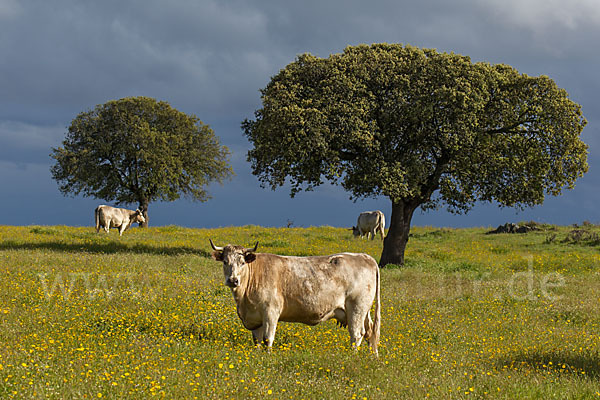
1 223 599 399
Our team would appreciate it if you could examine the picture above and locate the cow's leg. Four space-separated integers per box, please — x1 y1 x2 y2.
334 308 347 328
262 309 280 350
346 307 363 350
251 325 265 346
104 221 110 234
346 301 370 350
370 229 376 240
118 224 126 236
348 322 364 350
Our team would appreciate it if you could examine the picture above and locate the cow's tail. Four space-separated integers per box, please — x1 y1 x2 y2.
369 264 381 355
94 206 100 233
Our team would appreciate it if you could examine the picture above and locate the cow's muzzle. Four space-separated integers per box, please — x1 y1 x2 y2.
226 277 239 288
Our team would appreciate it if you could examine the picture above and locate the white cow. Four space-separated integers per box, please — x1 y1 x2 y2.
94 205 145 236
352 210 385 241
210 240 381 354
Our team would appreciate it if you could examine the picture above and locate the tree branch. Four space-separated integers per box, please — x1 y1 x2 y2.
106 158 127 189
417 145 450 204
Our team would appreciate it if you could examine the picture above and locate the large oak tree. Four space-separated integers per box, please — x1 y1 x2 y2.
51 96 233 226
243 44 588 266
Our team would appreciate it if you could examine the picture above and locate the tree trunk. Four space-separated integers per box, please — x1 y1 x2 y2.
138 199 149 228
379 200 418 267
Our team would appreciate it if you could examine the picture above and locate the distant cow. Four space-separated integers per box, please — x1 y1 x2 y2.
352 210 385 240
94 205 145 236
210 240 381 354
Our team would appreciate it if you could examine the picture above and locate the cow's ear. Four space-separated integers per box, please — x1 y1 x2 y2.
244 252 256 263
212 251 223 262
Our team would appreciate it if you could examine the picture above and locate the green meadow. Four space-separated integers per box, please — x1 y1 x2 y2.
1 224 599 399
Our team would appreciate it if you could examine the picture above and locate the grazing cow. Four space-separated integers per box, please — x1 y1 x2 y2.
352 210 385 240
210 240 381 354
94 205 145 236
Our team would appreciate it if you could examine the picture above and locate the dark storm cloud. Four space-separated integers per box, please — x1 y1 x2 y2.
2 0 597 122
0 122 63 164
0 0 273 124
0 0 599 227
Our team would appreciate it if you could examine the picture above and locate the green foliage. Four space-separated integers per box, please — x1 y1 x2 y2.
243 43 588 266
51 96 233 212
244 44 587 211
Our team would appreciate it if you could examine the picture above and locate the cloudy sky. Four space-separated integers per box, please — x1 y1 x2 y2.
1 0 599 228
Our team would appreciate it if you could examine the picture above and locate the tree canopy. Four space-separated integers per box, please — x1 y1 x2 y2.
51 96 233 226
243 43 588 266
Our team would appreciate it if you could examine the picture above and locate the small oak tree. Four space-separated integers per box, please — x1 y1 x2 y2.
51 96 233 227
243 44 588 266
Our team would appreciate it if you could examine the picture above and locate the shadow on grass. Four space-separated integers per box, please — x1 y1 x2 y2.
497 350 600 379
0 240 211 258
88 317 242 344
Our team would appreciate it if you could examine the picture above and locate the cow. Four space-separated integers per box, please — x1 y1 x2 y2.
351 210 385 240
210 240 381 354
94 205 145 236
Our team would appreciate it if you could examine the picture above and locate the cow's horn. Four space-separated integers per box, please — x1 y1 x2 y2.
209 239 223 251
247 242 259 252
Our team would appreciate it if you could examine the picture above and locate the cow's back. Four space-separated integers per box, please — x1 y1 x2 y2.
248 253 377 325
358 211 378 230
96 205 126 227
